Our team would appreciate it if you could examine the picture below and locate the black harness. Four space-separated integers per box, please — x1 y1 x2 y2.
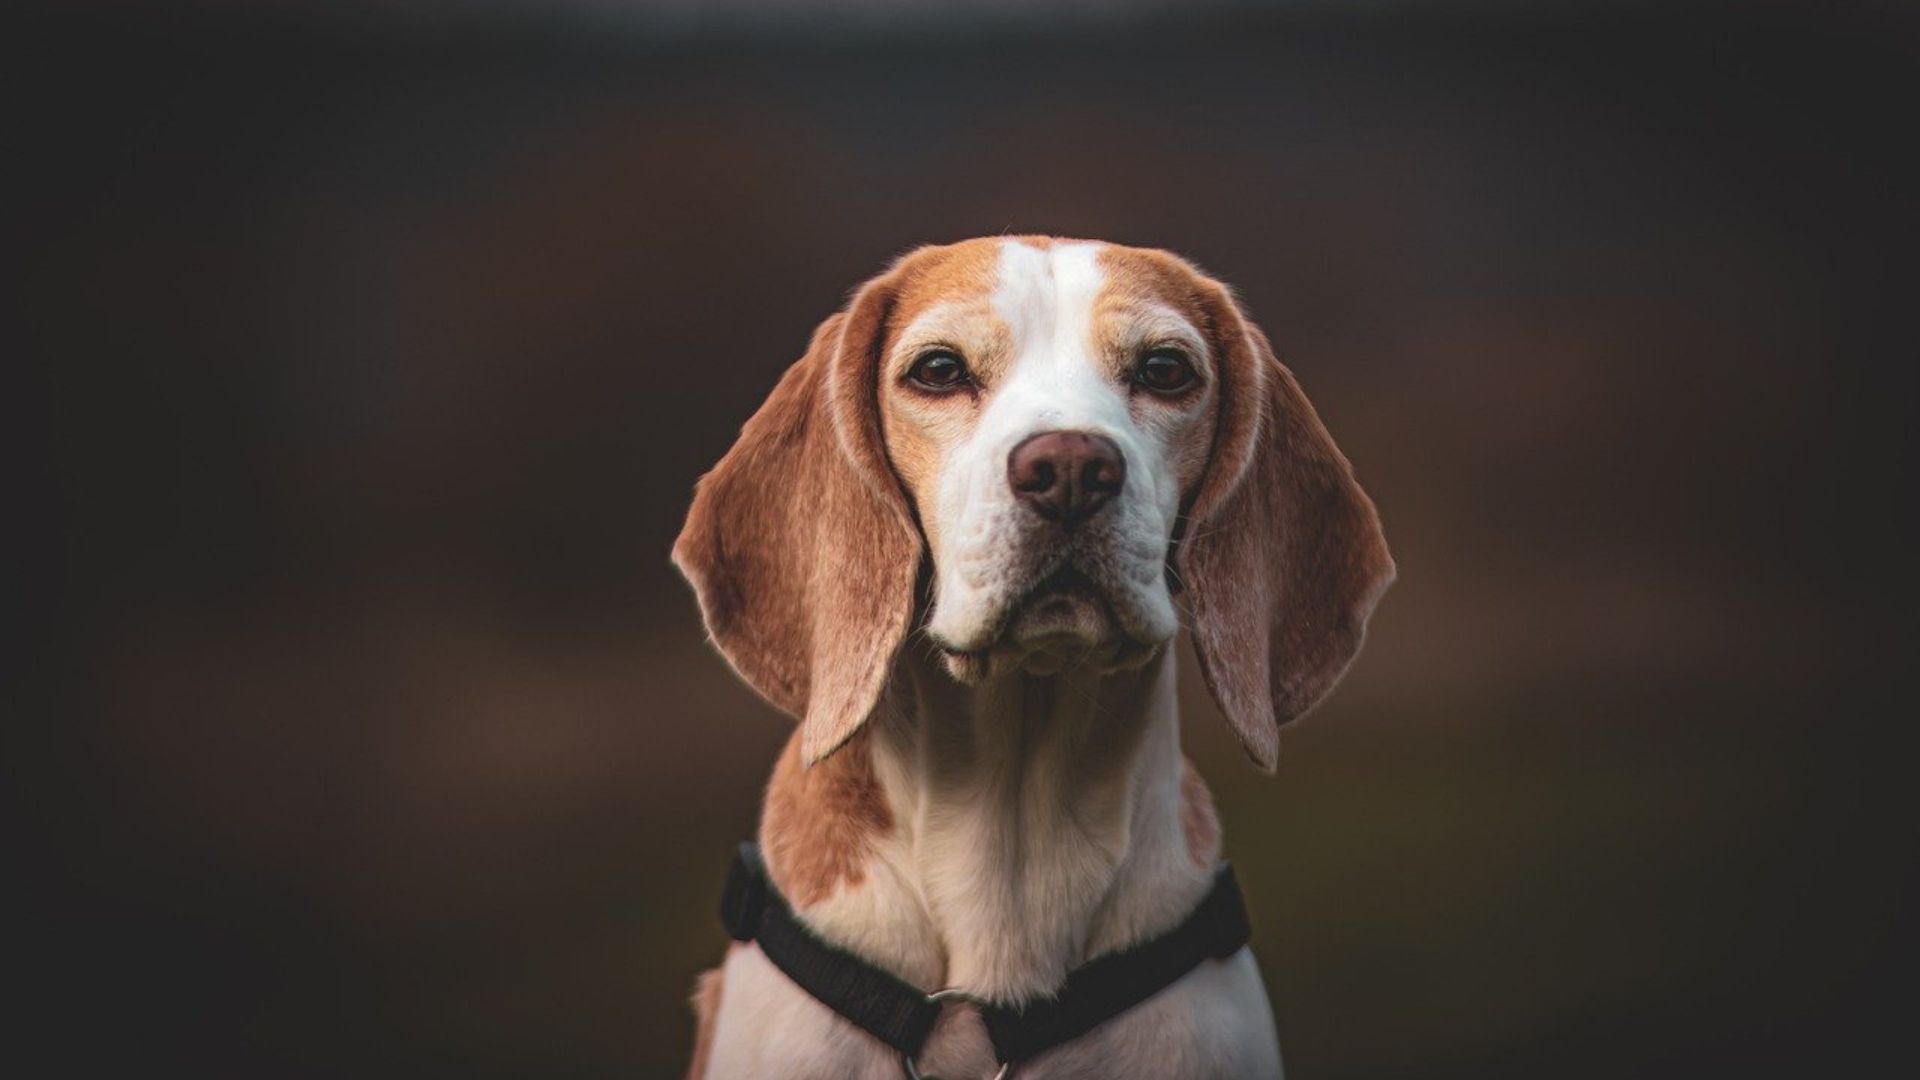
720 841 1253 1076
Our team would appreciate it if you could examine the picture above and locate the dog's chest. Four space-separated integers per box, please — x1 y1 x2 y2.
702 943 1281 1080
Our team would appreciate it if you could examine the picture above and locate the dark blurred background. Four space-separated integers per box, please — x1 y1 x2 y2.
12 1 1916 1077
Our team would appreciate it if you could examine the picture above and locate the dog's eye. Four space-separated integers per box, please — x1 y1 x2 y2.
1135 348 1197 394
908 350 971 391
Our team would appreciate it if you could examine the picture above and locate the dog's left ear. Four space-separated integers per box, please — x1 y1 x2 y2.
673 269 921 766
1179 285 1396 771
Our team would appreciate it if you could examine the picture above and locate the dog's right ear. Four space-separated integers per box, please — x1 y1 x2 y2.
672 271 922 766
1178 286 1395 772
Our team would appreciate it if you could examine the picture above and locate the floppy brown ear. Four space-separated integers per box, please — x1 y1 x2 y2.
1179 292 1395 771
672 273 921 765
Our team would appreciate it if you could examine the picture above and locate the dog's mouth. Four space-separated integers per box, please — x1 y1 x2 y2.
939 565 1159 682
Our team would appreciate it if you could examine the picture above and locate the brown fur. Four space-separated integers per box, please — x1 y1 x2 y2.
671 272 923 765
873 239 1007 554
760 729 895 906
1093 246 1230 494
1180 758 1222 867
684 963 727 1080
1179 299 1396 769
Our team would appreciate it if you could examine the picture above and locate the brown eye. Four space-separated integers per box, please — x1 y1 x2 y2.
908 350 971 391
1135 348 1196 394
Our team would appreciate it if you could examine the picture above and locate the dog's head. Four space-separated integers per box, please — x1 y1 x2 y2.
673 237 1393 769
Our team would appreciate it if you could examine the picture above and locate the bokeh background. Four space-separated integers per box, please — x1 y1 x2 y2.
14 1 1915 1077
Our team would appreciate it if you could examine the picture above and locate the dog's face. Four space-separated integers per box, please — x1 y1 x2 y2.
877 240 1219 680
675 237 1393 768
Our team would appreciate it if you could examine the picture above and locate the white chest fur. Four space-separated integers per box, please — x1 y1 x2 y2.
704 649 1284 1079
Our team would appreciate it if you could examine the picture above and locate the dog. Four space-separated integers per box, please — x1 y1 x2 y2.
673 237 1393 1079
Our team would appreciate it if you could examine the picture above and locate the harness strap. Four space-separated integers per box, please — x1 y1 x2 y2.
720 841 1253 1065
975 862 1252 1061
722 843 941 1055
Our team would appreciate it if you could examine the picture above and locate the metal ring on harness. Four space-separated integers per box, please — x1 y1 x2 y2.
900 989 1014 1080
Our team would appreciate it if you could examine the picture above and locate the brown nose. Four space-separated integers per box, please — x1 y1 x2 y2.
1007 431 1126 526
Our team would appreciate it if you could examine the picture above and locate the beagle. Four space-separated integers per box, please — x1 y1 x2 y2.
674 237 1393 1079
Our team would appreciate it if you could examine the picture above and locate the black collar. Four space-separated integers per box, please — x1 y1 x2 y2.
719 841 1253 1070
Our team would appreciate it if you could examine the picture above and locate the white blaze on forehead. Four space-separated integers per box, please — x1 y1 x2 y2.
987 240 1118 432
991 239 1104 356
991 240 1104 382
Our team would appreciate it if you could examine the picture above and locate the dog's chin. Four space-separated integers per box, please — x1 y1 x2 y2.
938 570 1163 683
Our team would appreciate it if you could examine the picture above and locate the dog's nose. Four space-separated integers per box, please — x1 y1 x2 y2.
1007 431 1126 527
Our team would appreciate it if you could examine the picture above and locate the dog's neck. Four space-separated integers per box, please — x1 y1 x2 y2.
758 645 1219 1005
